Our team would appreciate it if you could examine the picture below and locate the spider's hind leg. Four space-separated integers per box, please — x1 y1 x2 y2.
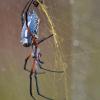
34 72 53 100
29 71 36 100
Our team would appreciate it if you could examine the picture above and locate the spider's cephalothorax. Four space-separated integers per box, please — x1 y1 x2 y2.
33 1 39 7
33 0 43 7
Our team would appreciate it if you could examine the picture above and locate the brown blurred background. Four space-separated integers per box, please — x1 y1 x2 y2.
0 0 100 100
0 0 71 100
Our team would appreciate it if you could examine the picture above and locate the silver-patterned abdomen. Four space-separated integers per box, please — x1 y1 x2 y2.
20 10 40 47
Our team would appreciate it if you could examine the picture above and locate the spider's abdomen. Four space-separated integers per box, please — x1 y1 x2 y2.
20 10 40 47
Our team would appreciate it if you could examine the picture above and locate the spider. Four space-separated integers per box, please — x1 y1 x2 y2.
20 0 63 99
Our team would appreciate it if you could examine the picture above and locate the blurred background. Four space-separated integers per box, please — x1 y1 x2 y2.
0 0 100 100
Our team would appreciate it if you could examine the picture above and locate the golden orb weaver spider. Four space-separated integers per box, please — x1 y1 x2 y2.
20 0 63 99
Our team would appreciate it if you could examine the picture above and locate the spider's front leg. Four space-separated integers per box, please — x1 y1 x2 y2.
21 0 32 27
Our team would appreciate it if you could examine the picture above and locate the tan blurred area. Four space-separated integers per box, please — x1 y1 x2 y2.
71 0 100 100
0 0 100 100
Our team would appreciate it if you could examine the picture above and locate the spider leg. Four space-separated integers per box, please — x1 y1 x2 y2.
38 34 53 44
33 47 53 100
29 59 37 100
34 72 53 100
25 0 36 38
24 54 31 72
21 0 32 27
29 71 36 100
25 0 33 27
38 60 64 73
37 46 63 73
